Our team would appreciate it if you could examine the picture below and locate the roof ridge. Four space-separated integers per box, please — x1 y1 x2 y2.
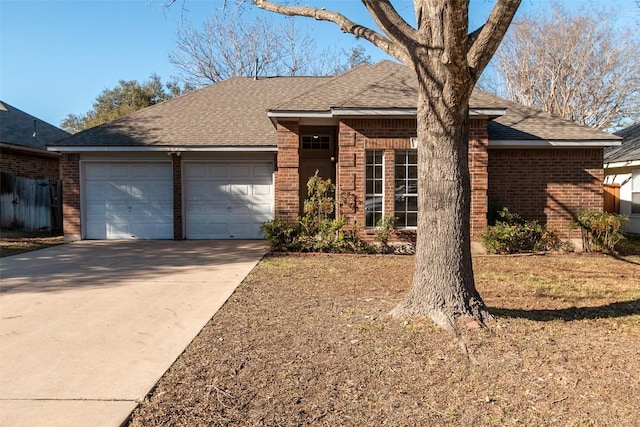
335 61 411 109
268 64 377 111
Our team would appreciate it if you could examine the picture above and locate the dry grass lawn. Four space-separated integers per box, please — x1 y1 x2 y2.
0 229 64 257
130 252 640 427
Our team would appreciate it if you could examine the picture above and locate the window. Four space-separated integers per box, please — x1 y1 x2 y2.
365 151 384 227
301 135 330 150
394 150 418 228
632 170 640 215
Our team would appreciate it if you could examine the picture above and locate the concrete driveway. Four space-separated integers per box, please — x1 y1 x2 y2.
0 240 267 427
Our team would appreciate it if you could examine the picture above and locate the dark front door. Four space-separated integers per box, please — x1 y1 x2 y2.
299 129 336 214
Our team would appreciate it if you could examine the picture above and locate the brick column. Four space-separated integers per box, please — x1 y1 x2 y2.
61 153 81 241
469 119 489 237
275 122 300 221
172 156 183 240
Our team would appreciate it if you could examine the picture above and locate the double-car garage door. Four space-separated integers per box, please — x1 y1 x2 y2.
83 161 273 239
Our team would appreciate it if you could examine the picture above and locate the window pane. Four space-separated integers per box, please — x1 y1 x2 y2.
407 213 417 227
394 150 418 228
407 180 417 194
366 151 374 164
408 151 418 164
408 165 417 179
632 172 640 191
407 196 418 211
632 193 640 214
365 151 384 227
366 165 373 179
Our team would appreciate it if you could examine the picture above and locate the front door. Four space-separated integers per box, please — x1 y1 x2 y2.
299 129 336 214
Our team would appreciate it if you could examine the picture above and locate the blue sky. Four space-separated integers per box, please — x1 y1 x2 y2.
1 0 638 127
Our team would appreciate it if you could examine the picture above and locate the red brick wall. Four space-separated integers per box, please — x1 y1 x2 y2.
275 118 491 240
60 153 81 241
0 147 60 180
469 120 489 237
274 122 300 221
488 148 604 237
338 118 418 236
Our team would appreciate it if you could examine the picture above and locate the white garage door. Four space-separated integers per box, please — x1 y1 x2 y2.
84 162 173 239
185 162 273 239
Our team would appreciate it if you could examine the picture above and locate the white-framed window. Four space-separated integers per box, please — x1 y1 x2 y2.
394 150 418 228
365 150 384 227
632 170 640 215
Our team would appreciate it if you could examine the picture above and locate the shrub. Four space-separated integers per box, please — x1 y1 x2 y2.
261 172 375 254
481 208 562 254
261 217 301 252
375 216 396 254
571 210 627 253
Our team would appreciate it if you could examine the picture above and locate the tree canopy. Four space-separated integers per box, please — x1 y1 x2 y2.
169 7 372 87
485 3 640 130
61 74 191 134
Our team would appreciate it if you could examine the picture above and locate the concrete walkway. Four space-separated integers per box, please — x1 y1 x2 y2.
0 240 267 427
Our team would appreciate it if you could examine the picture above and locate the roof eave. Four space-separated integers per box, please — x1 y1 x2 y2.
267 107 506 120
604 159 640 169
1 142 61 157
47 146 277 153
489 139 622 148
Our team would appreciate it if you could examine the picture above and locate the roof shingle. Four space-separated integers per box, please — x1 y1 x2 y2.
0 101 69 151
605 123 640 163
51 61 618 148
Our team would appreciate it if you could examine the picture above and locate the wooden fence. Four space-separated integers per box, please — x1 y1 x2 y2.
0 172 62 233
603 183 620 214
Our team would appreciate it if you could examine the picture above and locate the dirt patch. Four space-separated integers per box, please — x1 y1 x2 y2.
130 253 640 426
0 229 65 257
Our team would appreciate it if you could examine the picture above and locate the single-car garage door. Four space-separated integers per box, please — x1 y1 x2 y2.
184 162 273 239
84 162 173 239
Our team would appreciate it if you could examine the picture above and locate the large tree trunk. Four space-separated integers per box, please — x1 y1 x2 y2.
390 60 492 329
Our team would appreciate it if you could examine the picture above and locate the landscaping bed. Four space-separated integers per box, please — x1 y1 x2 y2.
130 252 640 426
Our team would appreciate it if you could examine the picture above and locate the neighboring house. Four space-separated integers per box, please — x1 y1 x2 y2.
604 123 640 234
1 101 69 231
48 61 620 242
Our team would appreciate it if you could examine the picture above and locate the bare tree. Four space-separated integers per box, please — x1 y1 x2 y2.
487 3 640 130
248 0 521 333
169 8 354 86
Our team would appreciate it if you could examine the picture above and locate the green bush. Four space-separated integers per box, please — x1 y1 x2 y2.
480 208 562 254
375 216 396 254
261 172 375 254
571 210 627 253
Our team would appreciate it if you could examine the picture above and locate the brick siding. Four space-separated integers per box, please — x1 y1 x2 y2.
274 122 301 221
488 148 604 238
275 118 490 240
60 153 81 241
0 146 60 180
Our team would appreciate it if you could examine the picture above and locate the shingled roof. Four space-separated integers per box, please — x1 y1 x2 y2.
271 60 506 113
0 101 69 151
50 76 330 148
50 61 618 149
605 123 640 164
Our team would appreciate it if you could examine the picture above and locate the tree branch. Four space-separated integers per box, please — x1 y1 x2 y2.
361 0 417 46
467 0 521 81
252 0 409 63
